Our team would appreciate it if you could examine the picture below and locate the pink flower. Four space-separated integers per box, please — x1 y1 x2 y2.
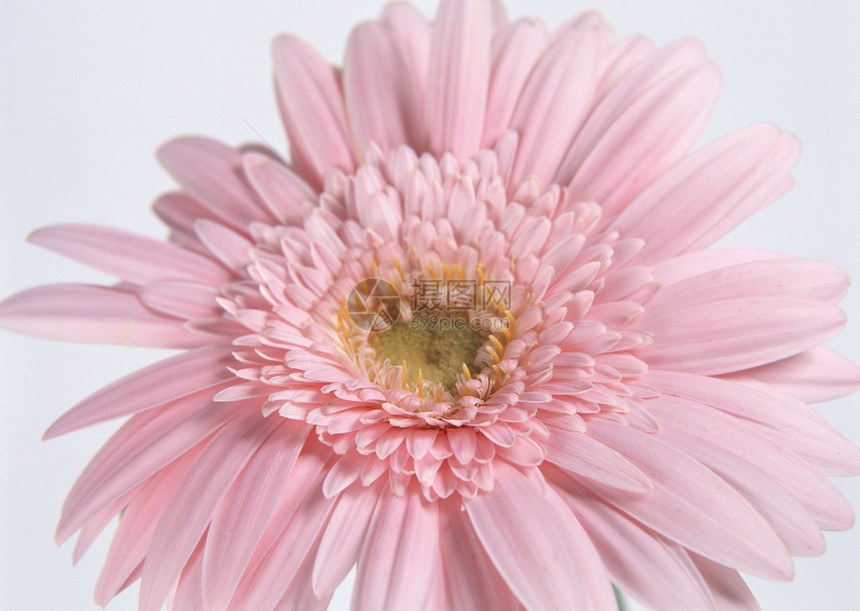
1 1 858 609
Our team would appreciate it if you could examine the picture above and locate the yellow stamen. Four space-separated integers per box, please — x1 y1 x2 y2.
417 369 424 398
477 263 487 284
504 309 515 330
486 345 501 364
461 362 472 380
489 334 505 354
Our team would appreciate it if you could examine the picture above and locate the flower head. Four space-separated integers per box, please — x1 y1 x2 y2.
2 1 859 609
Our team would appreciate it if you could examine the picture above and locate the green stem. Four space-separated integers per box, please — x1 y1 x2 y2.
613 585 627 611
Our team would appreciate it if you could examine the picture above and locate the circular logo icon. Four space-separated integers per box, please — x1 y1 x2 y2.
346 278 401 332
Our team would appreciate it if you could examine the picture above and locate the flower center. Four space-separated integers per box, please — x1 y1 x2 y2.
371 316 488 392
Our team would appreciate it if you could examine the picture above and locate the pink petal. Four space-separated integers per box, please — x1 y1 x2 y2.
353 486 439 611
56 389 243 544
448 427 478 464
228 445 334 609
581 419 794 580
321 454 361 498
28 224 230 286
168 536 206 611
242 152 318 226
379 2 431 118
508 22 598 186
438 503 524 610
641 393 856 530
425 0 492 159
650 258 847 313
151 191 215 255
95 446 203 606
721 346 860 403
560 38 705 186
344 21 424 156
273 532 332 611
543 486 618 610
193 219 254 272
139 281 222 320
651 248 788 286
202 422 310 610
611 124 800 264
690 553 761 611
656 414 826 557
138 411 279 611
554 474 715 610
157 137 271 231
636 297 845 375
0 283 209 348
593 32 653 94
45 345 235 439
272 35 355 189
73 491 132 564
466 462 595 610
313 482 382 598
543 426 653 492
644 371 860 477
565 61 721 220
482 17 549 148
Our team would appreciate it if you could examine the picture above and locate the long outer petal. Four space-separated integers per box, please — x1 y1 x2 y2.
28 224 230 286
648 258 849 313
643 370 860 476
481 17 549 148
566 61 721 221
157 137 272 230
344 21 424 156
202 422 310 611
425 0 492 159
227 445 333 610
635 297 845 375
543 426 653 492
466 462 594 610
559 37 706 185
552 473 716 610
0 283 209 348
508 22 599 186
690 553 761 610
611 124 799 265
580 419 794 580
272 35 355 189
242 152 318 226
656 413 826 557
380 1 431 121
721 346 860 404
44 345 235 439
55 389 243 544
312 482 382 598
94 445 205 606
138 410 280 611
438 502 525 610
353 486 439 611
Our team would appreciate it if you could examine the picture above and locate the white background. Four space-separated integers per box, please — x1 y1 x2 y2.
1 1 858 609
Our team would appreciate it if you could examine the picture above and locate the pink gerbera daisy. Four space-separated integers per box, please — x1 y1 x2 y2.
2 1 859 609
